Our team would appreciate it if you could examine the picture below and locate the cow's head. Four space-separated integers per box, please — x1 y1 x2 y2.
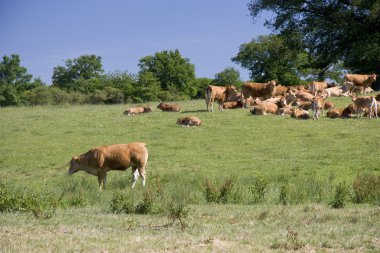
370 73 377 81
68 157 81 175
224 85 238 101
176 118 183 125
144 106 152 113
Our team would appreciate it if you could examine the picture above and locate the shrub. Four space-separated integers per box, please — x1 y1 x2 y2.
249 175 268 203
110 190 136 214
330 182 348 209
279 185 289 205
204 179 219 203
167 197 190 231
353 173 380 204
204 178 235 204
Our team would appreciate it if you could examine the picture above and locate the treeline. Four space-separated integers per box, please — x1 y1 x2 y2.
1 51 240 106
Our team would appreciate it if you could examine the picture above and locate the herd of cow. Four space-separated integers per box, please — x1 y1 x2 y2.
67 73 379 190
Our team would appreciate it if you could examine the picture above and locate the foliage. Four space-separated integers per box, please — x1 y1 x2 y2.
138 49 196 97
204 178 235 204
353 173 380 204
249 175 268 203
330 182 348 209
247 0 380 79
52 55 104 91
233 34 309 84
213 67 241 86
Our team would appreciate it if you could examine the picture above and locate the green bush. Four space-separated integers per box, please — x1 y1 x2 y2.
353 173 380 204
330 182 348 209
204 178 234 204
249 175 268 203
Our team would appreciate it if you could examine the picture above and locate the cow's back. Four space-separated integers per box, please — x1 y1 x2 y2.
96 143 148 169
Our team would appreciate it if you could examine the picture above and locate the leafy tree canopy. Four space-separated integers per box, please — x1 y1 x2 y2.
213 67 241 86
52 55 104 91
248 0 380 77
138 49 196 93
0 54 33 88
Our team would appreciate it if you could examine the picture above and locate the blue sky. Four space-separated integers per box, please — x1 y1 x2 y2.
0 0 271 84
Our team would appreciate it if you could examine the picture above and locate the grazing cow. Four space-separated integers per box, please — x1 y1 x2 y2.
176 116 202 127
68 143 148 191
241 80 277 101
344 73 377 94
351 95 378 118
205 85 237 112
311 96 325 120
291 108 310 119
309 81 328 95
123 106 152 116
157 102 181 112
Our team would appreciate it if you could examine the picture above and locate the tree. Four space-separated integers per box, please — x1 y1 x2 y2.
213 67 241 86
0 54 36 106
138 49 196 97
232 35 309 85
52 55 104 91
247 0 380 82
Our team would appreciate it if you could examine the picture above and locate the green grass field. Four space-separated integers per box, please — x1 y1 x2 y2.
0 96 379 252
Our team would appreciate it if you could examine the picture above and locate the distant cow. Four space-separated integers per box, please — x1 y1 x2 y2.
274 85 289 96
157 102 181 112
326 109 343 119
309 81 328 95
176 116 202 127
124 106 152 115
311 96 325 120
250 100 278 115
291 108 310 120
68 143 148 191
205 85 238 112
222 100 245 109
351 95 378 118
241 80 277 101
344 73 377 94
322 87 343 98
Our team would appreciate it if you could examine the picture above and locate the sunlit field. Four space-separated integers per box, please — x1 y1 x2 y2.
0 96 379 252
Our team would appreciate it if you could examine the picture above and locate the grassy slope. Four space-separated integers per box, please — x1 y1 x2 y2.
0 96 379 251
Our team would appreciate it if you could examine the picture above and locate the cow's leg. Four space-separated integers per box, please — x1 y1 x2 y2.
131 167 139 188
138 167 146 187
98 172 106 191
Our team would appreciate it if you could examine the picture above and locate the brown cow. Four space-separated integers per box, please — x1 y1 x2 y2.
123 106 152 116
291 108 310 119
351 95 378 118
250 100 278 115
311 96 325 120
157 102 181 112
376 93 380 102
344 73 377 94
68 143 148 191
326 109 343 119
222 100 245 109
205 85 237 112
176 116 202 127
342 104 355 118
309 81 328 95
241 80 277 101
274 85 289 96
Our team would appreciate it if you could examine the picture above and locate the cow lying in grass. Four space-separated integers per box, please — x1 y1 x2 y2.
176 116 202 127
123 106 152 115
157 102 181 112
68 143 148 191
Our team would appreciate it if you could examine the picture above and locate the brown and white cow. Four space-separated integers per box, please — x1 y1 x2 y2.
176 116 202 127
157 102 181 112
124 106 152 116
351 95 378 118
344 73 377 94
68 143 148 191
322 87 343 98
241 80 277 101
311 96 325 120
205 85 238 112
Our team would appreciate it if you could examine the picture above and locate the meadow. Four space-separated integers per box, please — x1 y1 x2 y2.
0 96 379 252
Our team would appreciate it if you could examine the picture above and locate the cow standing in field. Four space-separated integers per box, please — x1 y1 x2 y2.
311 96 325 120
123 106 152 115
205 85 238 112
309 81 328 96
344 73 377 94
351 95 378 118
68 143 148 191
157 102 181 112
241 80 277 101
